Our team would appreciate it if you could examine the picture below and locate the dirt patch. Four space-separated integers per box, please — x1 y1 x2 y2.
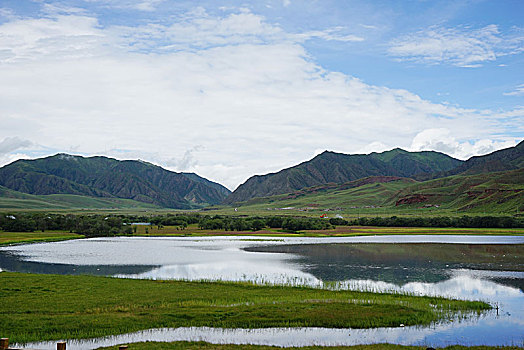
395 194 431 206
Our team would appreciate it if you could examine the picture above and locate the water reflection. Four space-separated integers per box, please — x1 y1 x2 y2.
16 320 524 350
245 243 524 288
1 235 523 347
0 251 157 276
116 261 319 286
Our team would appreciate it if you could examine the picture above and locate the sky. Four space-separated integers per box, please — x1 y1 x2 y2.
0 0 523 190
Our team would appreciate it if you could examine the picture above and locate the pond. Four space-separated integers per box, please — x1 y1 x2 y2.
1 235 523 348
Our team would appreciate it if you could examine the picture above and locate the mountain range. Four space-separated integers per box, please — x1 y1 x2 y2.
0 141 522 210
225 141 523 204
225 148 458 204
0 154 230 209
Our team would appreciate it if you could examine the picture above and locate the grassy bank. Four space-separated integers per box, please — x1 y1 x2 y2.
0 272 489 344
98 342 523 350
0 225 521 247
0 226 522 248
134 224 524 237
0 231 83 246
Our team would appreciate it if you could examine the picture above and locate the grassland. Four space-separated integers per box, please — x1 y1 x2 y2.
134 224 524 237
0 231 83 246
0 185 161 210
206 170 523 218
98 342 523 350
1 225 521 248
0 272 489 344
203 205 521 219
0 193 161 210
1 169 522 218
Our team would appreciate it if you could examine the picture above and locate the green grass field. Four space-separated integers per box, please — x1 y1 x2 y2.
134 224 524 237
1 170 522 217
0 231 83 246
1 226 521 248
207 170 523 218
0 185 161 210
0 194 161 210
202 205 522 219
0 272 489 344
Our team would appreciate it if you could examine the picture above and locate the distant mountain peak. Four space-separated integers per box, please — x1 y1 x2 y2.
0 153 231 209
225 141 524 204
387 147 408 153
224 147 463 204
55 153 81 160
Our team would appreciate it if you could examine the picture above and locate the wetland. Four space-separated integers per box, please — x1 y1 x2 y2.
0 235 522 348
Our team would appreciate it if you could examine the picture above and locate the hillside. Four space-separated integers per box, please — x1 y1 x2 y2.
450 140 524 175
234 176 416 209
225 148 462 204
0 185 160 209
417 141 524 180
0 154 230 209
393 168 524 213
230 169 523 214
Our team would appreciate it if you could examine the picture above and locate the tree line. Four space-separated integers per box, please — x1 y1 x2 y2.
343 215 524 228
0 213 132 236
1 212 522 237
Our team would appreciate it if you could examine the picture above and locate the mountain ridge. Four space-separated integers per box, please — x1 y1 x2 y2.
0 154 231 209
229 169 523 214
225 148 464 204
1 141 521 210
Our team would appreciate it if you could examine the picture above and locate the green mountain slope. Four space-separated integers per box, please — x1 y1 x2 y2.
454 140 524 175
181 172 232 198
230 169 523 214
417 141 524 180
235 176 416 209
225 148 462 204
0 185 160 209
0 154 230 209
393 168 524 213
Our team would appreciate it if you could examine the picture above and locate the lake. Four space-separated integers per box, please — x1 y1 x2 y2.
1 235 523 348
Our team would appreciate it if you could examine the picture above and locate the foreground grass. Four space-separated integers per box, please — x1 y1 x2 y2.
98 342 523 350
0 231 83 246
0 272 489 344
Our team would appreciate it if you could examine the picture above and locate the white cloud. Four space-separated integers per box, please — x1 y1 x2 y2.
356 142 392 155
409 128 517 159
388 25 524 67
164 145 204 171
110 9 363 53
0 7 16 19
41 3 89 16
0 153 32 168
84 0 165 12
503 84 524 96
0 8 362 61
0 137 32 168
0 7 521 189
117 10 285 50
0 137 32 155
134 0 165 11
297 28 364 42
0 14 106 63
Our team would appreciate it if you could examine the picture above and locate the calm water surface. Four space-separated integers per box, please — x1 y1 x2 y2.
1 235 523 348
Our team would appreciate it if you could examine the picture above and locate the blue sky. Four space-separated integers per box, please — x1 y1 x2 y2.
0 0 522 189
